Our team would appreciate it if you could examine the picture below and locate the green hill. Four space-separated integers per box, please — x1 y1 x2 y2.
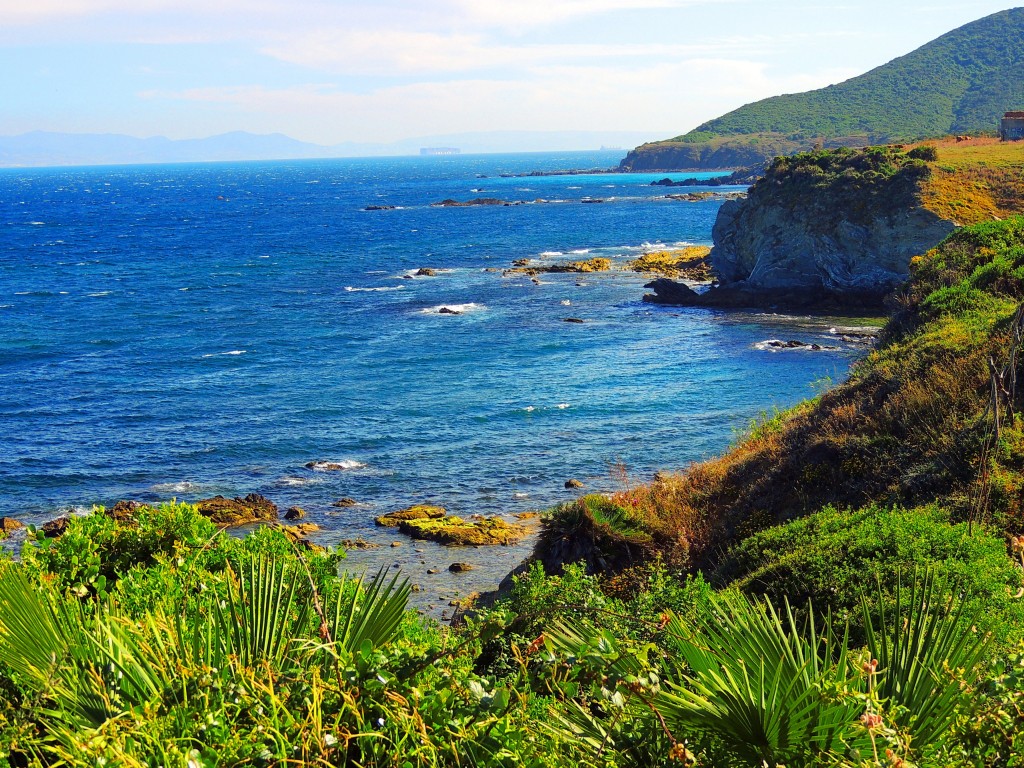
620 7 1024 170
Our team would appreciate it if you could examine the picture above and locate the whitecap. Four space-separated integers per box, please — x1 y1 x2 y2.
275 476 320 487
569 249 591 254
149 481 201 493
0 304 11 309
201 350 246 358
29 221 45 226
307 459 366 472
522 406 535 412
539 251 563 257
419 303 484 315
87 291 111 297
512 492 530 500
557 403 570 409
560 300 571 306
345 285 404 292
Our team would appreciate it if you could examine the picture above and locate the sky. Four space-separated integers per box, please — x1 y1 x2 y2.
0 0 1018 146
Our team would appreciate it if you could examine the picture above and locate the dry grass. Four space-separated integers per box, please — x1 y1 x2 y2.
916 138 1024 225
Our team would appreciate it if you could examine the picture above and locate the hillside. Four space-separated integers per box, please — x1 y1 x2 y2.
4 157 1024 768
620 7 1024 170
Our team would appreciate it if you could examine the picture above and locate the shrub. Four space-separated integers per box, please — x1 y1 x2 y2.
712 504 1024 644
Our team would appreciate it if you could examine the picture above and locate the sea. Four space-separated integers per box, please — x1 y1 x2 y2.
0 150 872 613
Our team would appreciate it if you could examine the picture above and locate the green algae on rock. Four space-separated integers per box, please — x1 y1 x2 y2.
397 515 528 546
374 505 447 527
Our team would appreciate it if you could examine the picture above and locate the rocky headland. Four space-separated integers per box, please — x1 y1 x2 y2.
645 140 1024 311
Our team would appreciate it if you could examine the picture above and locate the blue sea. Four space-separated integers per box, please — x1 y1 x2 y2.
0 150 870 604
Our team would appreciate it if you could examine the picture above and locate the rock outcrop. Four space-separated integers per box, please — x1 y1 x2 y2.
197 493 279 525
645 146 960 311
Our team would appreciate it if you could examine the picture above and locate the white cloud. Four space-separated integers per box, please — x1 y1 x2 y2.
140 55 859 144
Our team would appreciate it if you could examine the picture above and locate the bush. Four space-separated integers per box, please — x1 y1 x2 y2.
712 504 1024 644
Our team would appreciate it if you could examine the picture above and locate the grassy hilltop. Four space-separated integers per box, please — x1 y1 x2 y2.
2 148 1024 766
620 8 1024 170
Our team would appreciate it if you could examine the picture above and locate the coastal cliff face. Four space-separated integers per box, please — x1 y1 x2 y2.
710 179 955 300
646 144 980 310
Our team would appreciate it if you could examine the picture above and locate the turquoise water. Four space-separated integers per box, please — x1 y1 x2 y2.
0 150 866 596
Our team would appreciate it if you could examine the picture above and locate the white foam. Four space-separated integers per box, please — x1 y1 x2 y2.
560 300 571 306
87 291 111 297
29 221 44 226
569 249 591 254
512 492 530 500
539 251 563 257
202 350 246 358
276 476 320 487
420 303 484 315
0 304 11 309
149 481 201 493
307 459 366 471
345 285 405 292
557 403 570 409
522 406 535 412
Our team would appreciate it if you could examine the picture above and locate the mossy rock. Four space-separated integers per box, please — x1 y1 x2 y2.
375 505 447 527
397 515 527 546
197 493 279 525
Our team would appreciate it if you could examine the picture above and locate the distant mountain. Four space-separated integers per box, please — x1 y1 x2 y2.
0 130 655 168
620 7 1024 170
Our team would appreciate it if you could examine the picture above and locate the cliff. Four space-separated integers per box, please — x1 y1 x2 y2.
620 8 1024 171
644 138 1024 310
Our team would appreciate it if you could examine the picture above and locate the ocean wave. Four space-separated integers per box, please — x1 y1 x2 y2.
306 459 366 471
345 285 405 292
275 475 322 487
149 481 202 493
569 249 591 254
87 291 111 297
512 492 530 499
419 303 484 315
557 403 571 409
28 221 45 226
539 251 563 257
202 350 246 358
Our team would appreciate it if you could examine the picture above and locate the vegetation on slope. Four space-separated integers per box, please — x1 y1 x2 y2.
4 201 1024 766
621 8 1024 170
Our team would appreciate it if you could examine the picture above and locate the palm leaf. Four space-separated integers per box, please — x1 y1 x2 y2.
862 569 992 747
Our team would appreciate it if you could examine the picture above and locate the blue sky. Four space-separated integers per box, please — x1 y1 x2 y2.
0 1 1017 145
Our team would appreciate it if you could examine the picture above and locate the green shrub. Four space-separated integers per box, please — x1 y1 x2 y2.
712 504 1024 644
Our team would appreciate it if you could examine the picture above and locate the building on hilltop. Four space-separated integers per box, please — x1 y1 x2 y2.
1000 112 1024 141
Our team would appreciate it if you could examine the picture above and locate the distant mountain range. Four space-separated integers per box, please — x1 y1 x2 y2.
0 130 655 168
620 7 1024 170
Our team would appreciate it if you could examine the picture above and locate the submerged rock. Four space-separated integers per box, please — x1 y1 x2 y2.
438 307 462 315
449 562 474 572
363 204 396 211
331 497 359 507
564 479 585 489
340 538 379 549
197 493 279 525
414 267 437 276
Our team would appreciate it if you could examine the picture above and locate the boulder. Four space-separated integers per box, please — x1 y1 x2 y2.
415 268 437 276
197 493 278 525
0 517 25 534
564 479 585 489
107 500 142 522
284 506 306 520
375 505 447 527
40 516 71 538
438 307 462 315
563 317 585 324
449 562 474 572
331 497 359 507
642 278 701 306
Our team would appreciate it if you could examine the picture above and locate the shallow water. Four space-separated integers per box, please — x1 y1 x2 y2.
0 151 870 613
